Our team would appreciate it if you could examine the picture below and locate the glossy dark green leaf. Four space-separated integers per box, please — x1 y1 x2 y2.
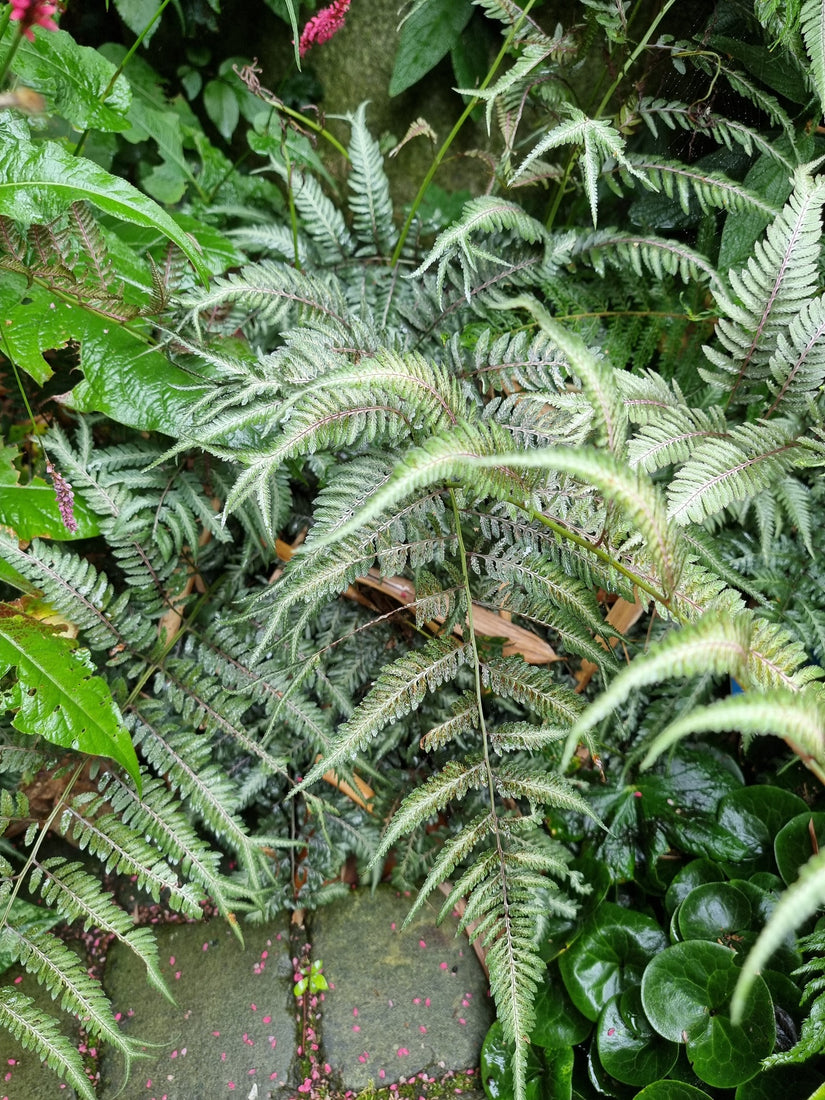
641 941 775 1088
0 115 209 283
677 882 751 942
721 785 809 838
480 1021 546 1100
774 812 825 886
389 0 474 96
633 1084 713 1099
540 855 611 962
727 882 801 973
0 609 141 792
636 747 749 863
559 903 668 1021
665 860 727 916
718 149 794 270
531 963 592 1049
596 987 678 1086
584 1040 636 1098
734 1062 824 1100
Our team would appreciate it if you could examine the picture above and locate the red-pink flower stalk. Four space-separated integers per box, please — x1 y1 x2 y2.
46 461 78 533
10 0 60 41
298 0 351 57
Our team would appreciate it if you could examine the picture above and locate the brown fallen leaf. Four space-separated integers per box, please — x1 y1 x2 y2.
574 595 647 692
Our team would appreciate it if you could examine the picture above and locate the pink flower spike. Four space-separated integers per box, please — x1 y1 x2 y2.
10 0 59 41
298 0 351 57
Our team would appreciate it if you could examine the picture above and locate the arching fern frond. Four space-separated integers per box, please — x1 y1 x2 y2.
0 989 97 1100
346 102 396 256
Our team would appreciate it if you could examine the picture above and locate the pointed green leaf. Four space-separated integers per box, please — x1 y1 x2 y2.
0 115 209 284
0 608 141 791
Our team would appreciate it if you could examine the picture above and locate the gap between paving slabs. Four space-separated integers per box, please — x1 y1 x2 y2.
94 885 490 1100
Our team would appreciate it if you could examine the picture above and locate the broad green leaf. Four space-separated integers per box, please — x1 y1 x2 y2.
0 274 202 435
665 860 727 916
774 811 825 886
479 1020 546 1100
633 1084 713 1099
0 608 141 791
0 443 100 541
113 0 166 46
0 115 210 284
677 882 751 942
558 903 668 1021
596 987 679 1087
389 0 475 96
641 941 775 1087
0 28 131 132
203 79 240 141
530 963 591 1049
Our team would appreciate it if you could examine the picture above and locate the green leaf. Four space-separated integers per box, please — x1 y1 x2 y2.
389 0 475 96
596 986 679 1087
479 1020 546 1100
677 882 752 942
203 79 240 141
641 941 775 1088
633 1084 713 1099
774 811 825 886
0 274 202 435
0 115 210 284
113 0 166 46
0 608 141 791
1 28 131 132
665 860 727 916
0 443 100 542
558 903 668 1021
531 963 592 1049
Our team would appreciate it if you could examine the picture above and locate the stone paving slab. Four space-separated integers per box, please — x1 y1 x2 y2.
98 917 295 1100
312 888 493 1093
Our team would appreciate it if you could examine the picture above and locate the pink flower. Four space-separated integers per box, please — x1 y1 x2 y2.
298 0 351 57
10 0 60 41
45 461 77 532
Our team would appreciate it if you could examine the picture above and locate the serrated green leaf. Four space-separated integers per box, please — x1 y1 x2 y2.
0 115 209 284
0 609 141 792
1 28 131 132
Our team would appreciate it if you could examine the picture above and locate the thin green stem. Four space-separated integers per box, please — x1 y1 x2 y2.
0 763 84 929
267 101 350 161
0 24 24 88
448 490 499 820
390 0 539 268
73 0 174 157
545 0 679 230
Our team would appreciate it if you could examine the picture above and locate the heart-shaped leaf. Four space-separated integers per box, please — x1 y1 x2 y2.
559 903 668 1021
665 859 727 916
641 940 775 1087
633 1083 713 1099
596 986 679 1086
677 882 752 942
